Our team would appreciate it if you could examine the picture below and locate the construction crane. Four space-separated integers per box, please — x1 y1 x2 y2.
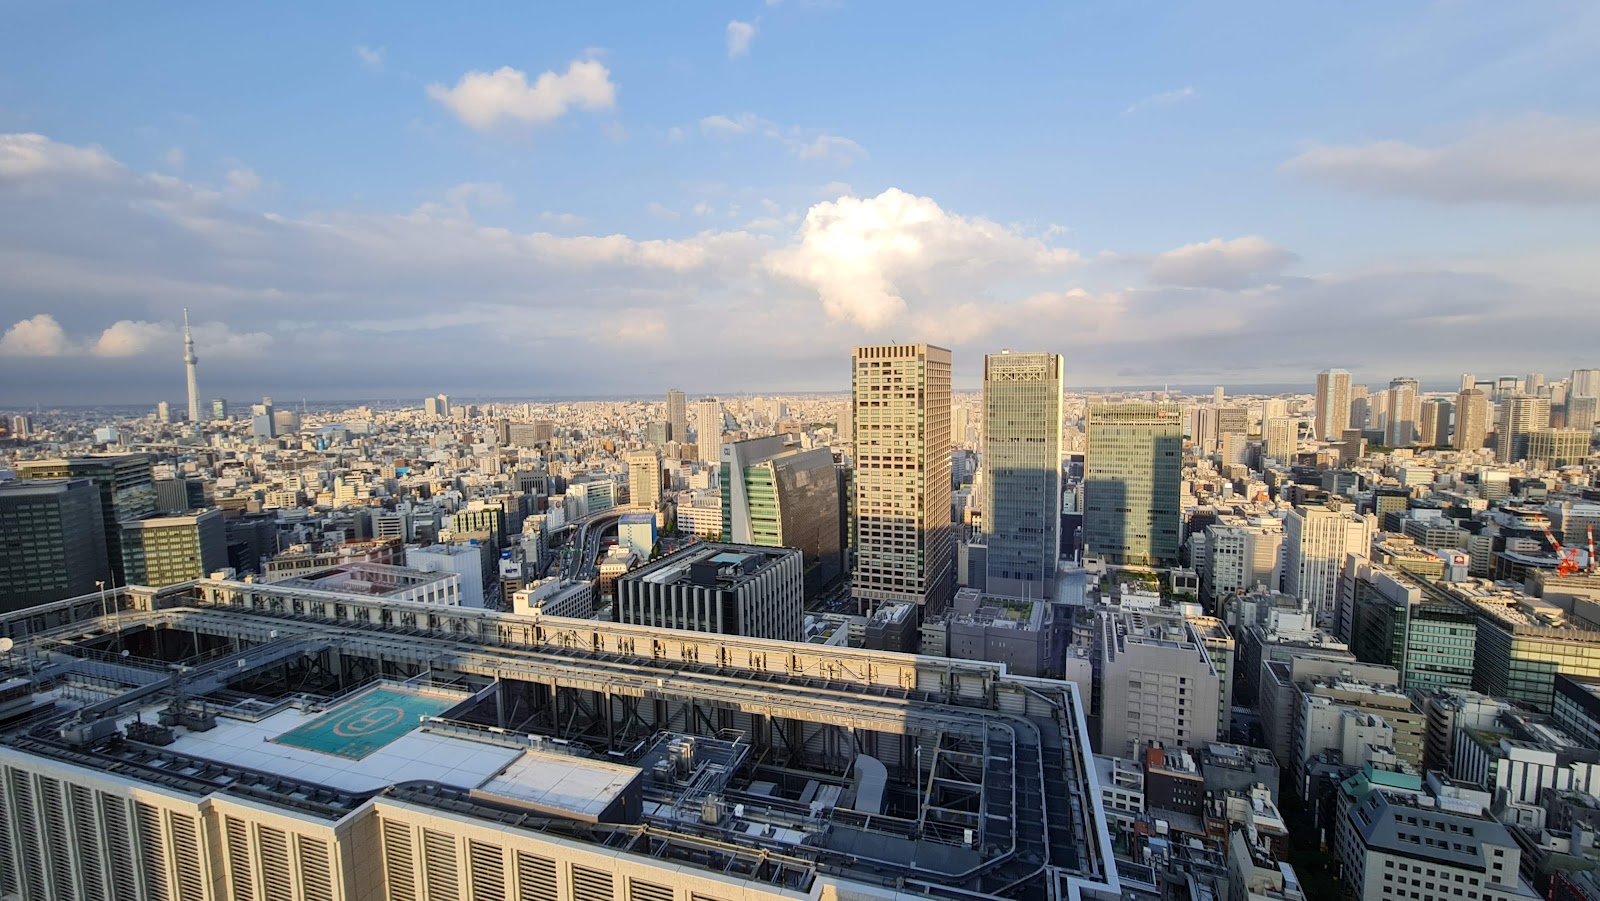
1540 527 1584 576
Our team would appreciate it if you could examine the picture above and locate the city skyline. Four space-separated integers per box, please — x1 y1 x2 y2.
3 3 1599 403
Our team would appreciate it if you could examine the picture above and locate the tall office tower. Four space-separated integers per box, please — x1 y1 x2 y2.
119 508 227 587
1264 416 1295 461
424 395 440 417
1262 397 1288 422
837 395 852 444
1569 395 1600 432
852 343 954 612
250 397 276 439
182 307 201 422
980 351 1063 600
17 453 156 584
1454 388 1489 451
950 402 969 446
1495 376 1521 400
695 397 724 464
615 543 805 641
1083 402 1183 567
1422 398 1452 447
8 413 32 438
1526 372 1547 396
721 435 843 596
1314 369 1352 439
1349 386 1371 431
1203 521 1284 602
625 448 663 512
211 398 227 421
644 421 671 446
1496 394 1552 463
1285 502 1374 621
665 388 688 444
1386 377 1421 447
0 479 111 611
1213 386 1225 406
156 400 171 424
1572 368 1600 400
1460 373 1476 391
1216 406 1249 459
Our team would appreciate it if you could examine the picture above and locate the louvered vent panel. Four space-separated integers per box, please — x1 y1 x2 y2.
467 839 505 901
38 777 77 901
225 816 254 901
134 802 170 901
515 852 559 901
258 825 294 901
382 819 417 901
629 878 674 901
571 864 615 901
103 796 139 901
69 784 105 901
422 829 461 901
299 834 335 901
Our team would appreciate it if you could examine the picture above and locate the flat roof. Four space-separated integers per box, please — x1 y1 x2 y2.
474 750 640 820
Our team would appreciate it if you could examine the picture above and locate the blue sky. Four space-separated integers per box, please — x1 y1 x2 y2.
1 1 1597 403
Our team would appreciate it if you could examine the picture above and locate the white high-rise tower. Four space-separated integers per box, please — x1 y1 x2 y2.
183 308 201 423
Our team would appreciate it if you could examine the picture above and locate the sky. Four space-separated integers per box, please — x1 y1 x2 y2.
1 1 1598 405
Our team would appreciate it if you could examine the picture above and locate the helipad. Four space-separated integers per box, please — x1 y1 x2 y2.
273 687 455 760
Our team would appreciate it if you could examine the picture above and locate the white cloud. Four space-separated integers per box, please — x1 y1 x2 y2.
726 20 758 59
1122 86 1197 116
691 201 714 217
93 319 170 357
1148 236 1298 288
355 45 386 72
162 147 185 171
698 113 865 164
444 181 511 208
0 314 69 356
766 187 1080 330
540 211 588 227
0 133 119 180
426 59 616 131
645 202 679 220
1282 115 1600 204
795 134 866 163
225 167 262 194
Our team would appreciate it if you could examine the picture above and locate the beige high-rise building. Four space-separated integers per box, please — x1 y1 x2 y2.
694 397 724 464
1496 394 1551 463
1264 416 1295 461
1386 377 1421 447
1528 429 1591 467
665 388 688 445
1314 369 1352 440
1285 502 1374 621
1419 397 1451 447
852 343 954 612
1454 388 1489 451
625 448 662 512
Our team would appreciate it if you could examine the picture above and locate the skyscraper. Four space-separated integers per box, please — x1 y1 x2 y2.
211 398 228 421
1454 388 1489 451
1496 394 1551 463
16 453 156 584
980 351 1063 599
1264 417 1295 461
1314 369 1352 440
1420 397 1452 447
1083 402 1183 567
183 307 201 423
852 343 954 612
1571 368 1600 400
625 448 662 512
695 397 724 464
1386 377 1420 447
721 435 842 596
665 388 688 444
1285 501 1374 621
0 479 111 610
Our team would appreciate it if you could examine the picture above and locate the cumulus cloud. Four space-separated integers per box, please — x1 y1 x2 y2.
1123 86 1196 117
766 187 1080 330
225 167 262 195
161 147 185 171
1282 115 1600 204
1148 236 1298 288
0 314 69 356
355 45 385 71
698 113 866 164
539 211 587 227
427 59 616 130
0 133 119 180
93 319 170 357
726 20 757 59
